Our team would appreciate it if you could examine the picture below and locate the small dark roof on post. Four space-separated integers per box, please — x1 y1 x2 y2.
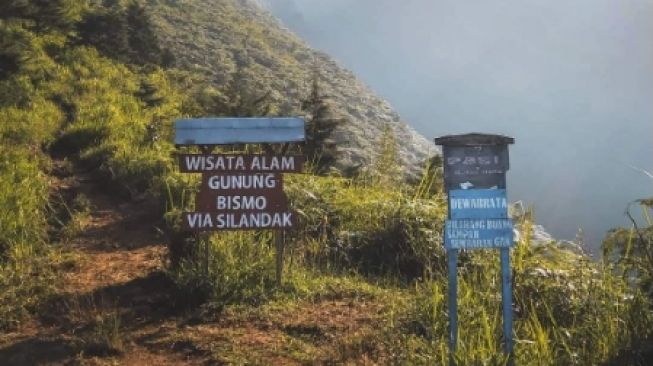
434 133 514 146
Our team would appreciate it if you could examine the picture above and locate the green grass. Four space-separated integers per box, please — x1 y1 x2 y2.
1 2 651 364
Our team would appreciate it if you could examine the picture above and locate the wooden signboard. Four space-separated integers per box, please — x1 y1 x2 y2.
174 117 306 286
176 154 302 231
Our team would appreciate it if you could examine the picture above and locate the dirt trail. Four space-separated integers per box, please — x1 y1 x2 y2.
0 161 197 365
0 160 387 365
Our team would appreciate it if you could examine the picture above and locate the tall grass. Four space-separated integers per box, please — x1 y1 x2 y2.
0 14 191 328
2 6 651 364
0 100 64 329
386 220 653 365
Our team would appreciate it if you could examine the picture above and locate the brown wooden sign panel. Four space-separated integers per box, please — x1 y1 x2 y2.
179 154 304 173
200 172 284 191
182 211 296 231
181 155 301 232
194 190 289 212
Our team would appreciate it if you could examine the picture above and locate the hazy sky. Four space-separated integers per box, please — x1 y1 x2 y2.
263 0 653 250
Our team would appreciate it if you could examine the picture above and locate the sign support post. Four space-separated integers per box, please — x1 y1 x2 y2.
435 133 515 366
204 233 210 277
501 247 514 365
447 248 458 366
275 230 284 287
198 146 215 278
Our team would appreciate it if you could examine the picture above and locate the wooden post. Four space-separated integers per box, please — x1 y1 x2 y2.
197 145 214 279
447 249 458 366
501 248 514 366
194 232 203 274
204 233 210 277
275 230 284 287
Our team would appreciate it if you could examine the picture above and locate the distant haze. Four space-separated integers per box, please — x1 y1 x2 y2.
262 0 653 251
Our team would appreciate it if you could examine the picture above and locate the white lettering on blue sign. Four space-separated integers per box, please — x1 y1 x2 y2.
444 219 514 249
449 189 509 219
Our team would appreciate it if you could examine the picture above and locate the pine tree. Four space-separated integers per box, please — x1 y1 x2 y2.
210 45 272 118
36 0 83 33
77 7 130 63
371 123 403 186
76 1 172 67
0 0 30 21
1 0 83 33
301 70 344 175
125 1 164 65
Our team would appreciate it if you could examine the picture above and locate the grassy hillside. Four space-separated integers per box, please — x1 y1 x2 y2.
146 0 435 174
0 1 652 365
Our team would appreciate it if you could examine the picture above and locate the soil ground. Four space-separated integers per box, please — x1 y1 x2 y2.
0 161 387 365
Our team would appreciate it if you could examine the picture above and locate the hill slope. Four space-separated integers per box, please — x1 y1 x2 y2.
147 0 435 172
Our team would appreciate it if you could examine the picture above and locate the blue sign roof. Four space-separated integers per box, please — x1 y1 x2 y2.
174 117 305 145
449 189 509 219
444 219 514 249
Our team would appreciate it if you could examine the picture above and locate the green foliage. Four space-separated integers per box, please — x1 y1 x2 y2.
0 2 651 365
125 1 173 66
168 231 277 309
206 61 274 117
412 154 444 199
76 7 130 63
603 200 653 299
301 71 344 175
285 174 446 279
0 146 48 260
0 1 188 329
147 0 434 173
369 123 403 185
390 225 653 365
0 0 85 34
76 0 173 66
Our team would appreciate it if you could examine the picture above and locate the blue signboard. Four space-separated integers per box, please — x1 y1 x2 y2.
175 118 305 145
444 218 514 249
435 134 516 366
449 189 508 219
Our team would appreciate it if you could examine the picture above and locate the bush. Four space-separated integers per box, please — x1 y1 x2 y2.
168 231 277 309
286 174 446 279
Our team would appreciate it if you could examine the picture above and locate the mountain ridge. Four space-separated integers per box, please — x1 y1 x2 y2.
147 0 435 173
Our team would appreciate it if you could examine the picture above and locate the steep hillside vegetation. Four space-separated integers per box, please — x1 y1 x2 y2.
146 0 435 173
1 1 652 365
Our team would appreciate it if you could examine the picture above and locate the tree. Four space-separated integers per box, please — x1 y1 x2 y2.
370 123 403 186
1 0 83 33
207 65 272 118
0 0 31 21
125 1 165 65
77 7 130 63
301 71 344 175
208 44 272 118
76 1 173 67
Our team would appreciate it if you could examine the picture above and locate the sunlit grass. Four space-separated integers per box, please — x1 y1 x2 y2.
0 6 651 364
